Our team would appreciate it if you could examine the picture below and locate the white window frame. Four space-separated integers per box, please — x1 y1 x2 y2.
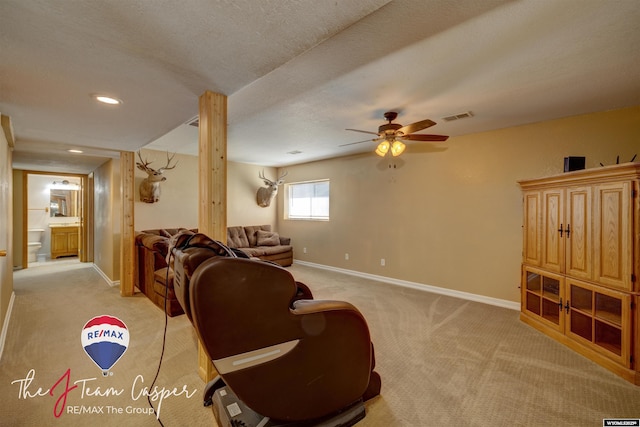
285 179 330 221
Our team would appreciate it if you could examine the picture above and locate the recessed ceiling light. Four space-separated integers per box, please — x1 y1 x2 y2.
93 94 122 105
68 149 83 154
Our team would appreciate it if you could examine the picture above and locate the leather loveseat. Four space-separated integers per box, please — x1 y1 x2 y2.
134 225 293 316
226 225 293 267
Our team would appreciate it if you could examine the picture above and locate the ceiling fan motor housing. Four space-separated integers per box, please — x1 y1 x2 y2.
378 122 402 136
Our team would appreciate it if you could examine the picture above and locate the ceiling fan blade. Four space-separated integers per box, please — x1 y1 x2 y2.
346 128 380 136
397 119 436 135
339 138 380 147
400 134 449 142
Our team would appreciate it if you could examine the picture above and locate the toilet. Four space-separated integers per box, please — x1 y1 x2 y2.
27 228 45 262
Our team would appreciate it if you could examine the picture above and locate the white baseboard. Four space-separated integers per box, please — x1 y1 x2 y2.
0 291 16 361
293 260 520 311
92 264 120 288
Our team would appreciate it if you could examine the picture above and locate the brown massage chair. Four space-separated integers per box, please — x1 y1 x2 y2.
169 232 381 426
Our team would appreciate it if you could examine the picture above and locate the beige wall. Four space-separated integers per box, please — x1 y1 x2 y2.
276 106 640 303
134 148 277 231
134 149 198 230
93 159 120 282
228 162 277 227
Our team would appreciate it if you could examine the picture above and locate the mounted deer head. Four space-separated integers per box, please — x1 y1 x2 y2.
256 170 287 207
136 151 178 203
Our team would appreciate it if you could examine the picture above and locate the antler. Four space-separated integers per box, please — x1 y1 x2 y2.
259 169 274 184
157 152 177 173
136 151 177 175
277 171 288 183
259 170 288 185
136 151 154 173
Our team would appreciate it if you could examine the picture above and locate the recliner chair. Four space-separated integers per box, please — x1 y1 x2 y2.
170 234 380 426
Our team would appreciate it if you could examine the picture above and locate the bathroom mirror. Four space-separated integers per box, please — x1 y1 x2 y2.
50 189 79 217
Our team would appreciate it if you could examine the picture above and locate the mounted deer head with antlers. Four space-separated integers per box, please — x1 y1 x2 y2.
136 151 178 203
256 170 287 207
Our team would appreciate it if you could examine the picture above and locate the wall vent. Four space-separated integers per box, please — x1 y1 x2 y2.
442 111 473 122
187 116 199 127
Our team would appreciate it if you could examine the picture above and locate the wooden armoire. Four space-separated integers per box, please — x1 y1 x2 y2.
518 162 639 384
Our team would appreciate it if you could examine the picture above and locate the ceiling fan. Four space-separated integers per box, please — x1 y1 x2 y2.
342 111 449 157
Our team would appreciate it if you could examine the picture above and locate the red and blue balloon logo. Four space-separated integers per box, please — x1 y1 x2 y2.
81 315 129 376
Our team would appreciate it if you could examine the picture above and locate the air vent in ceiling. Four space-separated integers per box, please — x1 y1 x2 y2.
287 150 302 155
442 111 473 122
187 117 199 127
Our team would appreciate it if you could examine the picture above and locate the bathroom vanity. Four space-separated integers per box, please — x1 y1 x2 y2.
50 225 79 259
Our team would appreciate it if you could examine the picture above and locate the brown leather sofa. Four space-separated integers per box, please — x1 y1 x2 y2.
135 225 293 316
170 236 381 424
135 228 194 316
226 225 293 267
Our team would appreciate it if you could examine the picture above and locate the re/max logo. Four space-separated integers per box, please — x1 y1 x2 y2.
604 419 640 426
86 330 124 340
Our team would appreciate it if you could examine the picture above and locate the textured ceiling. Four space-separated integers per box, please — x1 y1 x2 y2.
2 0 639 173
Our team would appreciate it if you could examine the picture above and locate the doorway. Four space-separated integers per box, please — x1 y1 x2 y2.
22 171 90 269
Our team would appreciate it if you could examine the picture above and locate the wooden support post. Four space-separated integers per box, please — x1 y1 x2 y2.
198 90 228 239
120 151 135 296
197 90 227 381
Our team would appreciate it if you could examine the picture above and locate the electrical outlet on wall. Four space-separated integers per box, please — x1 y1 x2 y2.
380 258 385 266
303 247 307 254
345 253 349 260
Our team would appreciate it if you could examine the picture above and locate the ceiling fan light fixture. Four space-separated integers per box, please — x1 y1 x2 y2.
390 140 406 157
375 140 390 157
346 111 449 158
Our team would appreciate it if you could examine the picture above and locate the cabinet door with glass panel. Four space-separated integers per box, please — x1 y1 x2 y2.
565 278 632 367
522 266 565 333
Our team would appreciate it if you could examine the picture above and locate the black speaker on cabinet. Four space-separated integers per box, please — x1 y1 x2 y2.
564 156 585 172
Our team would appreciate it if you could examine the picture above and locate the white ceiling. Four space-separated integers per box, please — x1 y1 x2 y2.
2 0 639 173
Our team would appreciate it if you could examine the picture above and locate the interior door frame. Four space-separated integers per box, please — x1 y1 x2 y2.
22 171 91 267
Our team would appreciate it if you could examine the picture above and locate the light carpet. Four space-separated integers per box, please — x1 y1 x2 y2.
1 260 639 426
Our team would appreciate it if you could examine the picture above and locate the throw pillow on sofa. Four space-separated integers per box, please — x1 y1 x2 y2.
256 230 280 246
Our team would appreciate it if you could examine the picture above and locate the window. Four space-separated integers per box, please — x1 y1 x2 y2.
286 180 329 220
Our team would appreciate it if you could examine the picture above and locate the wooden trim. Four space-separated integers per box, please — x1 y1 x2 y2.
21 171 27 268
22 170 89 268
633 181 639 294
80 175 92 262
120 152 135 296
519 162 640 189
636 294 640 376
1 115 15 148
